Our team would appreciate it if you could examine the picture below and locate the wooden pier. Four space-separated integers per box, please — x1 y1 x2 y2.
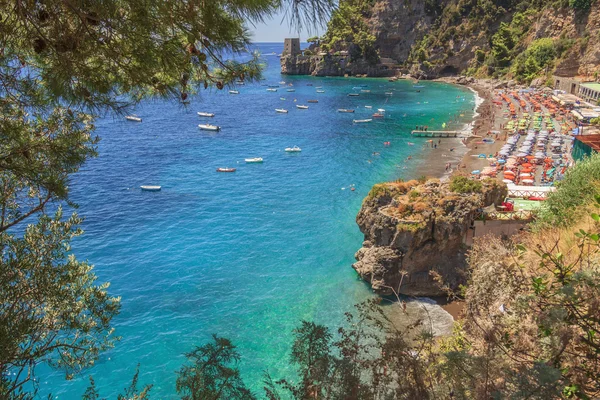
410 130 468 138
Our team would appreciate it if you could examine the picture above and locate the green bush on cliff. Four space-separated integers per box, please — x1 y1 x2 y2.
535 153 600 229
511 38 557 83
450 175 483 194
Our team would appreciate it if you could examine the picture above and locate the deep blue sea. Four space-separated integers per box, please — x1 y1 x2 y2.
38 43 476 398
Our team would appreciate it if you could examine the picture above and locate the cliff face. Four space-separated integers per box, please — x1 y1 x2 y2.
283 0 600 81
353 179 506 296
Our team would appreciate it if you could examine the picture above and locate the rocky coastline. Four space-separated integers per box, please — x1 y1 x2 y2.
353 178 506 296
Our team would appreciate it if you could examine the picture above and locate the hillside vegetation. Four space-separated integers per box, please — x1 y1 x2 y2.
315 0 600 83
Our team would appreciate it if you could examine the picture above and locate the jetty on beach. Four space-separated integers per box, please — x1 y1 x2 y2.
411 130 477 138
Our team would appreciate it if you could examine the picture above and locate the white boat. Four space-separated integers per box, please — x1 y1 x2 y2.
353 119 372 124
296 105 308 109
125 115 142 122
197 112 215 117
279 81 286 85
245 157 264 163
229 90 239 94
285 146 301 152
275 109 288 113
280 97 286 100
365 106 373 109
267 88 277 92
377 108 386 112
140 185 161 191
338 109 355 113
287 89 295 92
348 93 360 97
360 90 371 93
198 124 221 131
316 90 325 93
216 167 236 173
385 92 393 96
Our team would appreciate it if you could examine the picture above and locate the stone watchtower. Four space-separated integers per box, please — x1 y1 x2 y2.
283 38 301 56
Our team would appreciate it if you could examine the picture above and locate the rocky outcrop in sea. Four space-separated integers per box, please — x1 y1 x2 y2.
353 178 506 296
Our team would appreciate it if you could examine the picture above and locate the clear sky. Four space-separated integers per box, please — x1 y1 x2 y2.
250 9 326 43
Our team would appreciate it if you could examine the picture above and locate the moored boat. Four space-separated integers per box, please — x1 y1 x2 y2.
125 115 142 122
229 90 239 94
198 124 221 131
286 89 295 92
197 112 215 117
360 90 371 93
365 105 373 109
348 93 360 97
338 109 355 113
307 100 318 103
296 105 308 109
385 92 393 96
316 90 325 93
245 157 263 163
140 185 161 191
216 168 236 172
285 146 301 152
372 113 384 118
275 109 288 113
353 119 372 124
267 88 277 92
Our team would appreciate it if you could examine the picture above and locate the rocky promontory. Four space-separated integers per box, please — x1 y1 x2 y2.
353 177 506 296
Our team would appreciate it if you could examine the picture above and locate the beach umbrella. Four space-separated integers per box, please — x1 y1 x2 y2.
526 156 535 160
520 173 532 177
522 163 533 168
498 159 506 164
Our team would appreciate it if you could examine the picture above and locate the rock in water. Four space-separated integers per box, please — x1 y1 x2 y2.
353 178 506 296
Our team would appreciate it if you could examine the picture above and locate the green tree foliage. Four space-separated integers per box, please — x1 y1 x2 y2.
175 335 255 400
0 0 333 397
320 0 379 64
512 38 557 83
570 0 593 10
450 175 483 193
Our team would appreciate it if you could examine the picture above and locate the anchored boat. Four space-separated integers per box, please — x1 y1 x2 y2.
125 115 142 122
198 124 221 131
229 90 239 94
296 105 309 109
353 119 372 124
285 146 301 152
140 185 161 191
338 109 355 113
245 158 263 163
275 109 288 113
216 168 236 172
197 112 215 117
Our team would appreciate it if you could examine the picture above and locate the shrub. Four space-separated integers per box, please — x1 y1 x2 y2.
450 175 483 193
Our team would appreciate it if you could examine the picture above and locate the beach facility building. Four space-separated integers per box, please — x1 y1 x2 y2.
580 82 600 104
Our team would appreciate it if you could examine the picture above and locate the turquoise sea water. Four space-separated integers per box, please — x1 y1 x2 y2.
39 43 476 398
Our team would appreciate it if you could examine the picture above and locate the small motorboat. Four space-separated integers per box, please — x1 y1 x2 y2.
307 100 318 103
360 90 371 93
245 158 263 163
348 93 360 97
140 185 161 191
365 106 373 109
197 112 215 117
287 89 295 92
372 113 384 118
353 119 372 124
280 97 286 100
125 115 142 122
377 108 386 112
229 90 239 94
296 105 309 109
316 90 325 93
198 124 221 131
338 109 355 113
275 109 288 113
385 92 393 96
216 168 236 172
267 88 278 92
285 146 301 152
279 81 286 85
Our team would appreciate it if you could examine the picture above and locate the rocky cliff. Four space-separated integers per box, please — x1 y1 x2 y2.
353 178 506 296
283 0 600 82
